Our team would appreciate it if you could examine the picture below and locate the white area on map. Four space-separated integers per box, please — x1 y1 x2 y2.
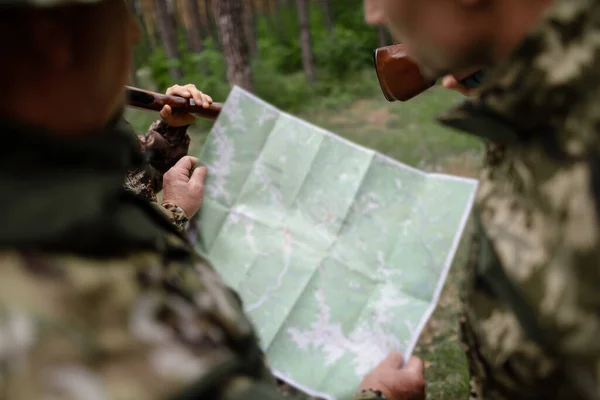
288 278 411 376
205 123 234 206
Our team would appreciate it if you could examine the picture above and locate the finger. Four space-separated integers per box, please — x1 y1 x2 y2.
379 352 405 369
442 75 460 90
442 75 473 96
186 84 211 108
201 93 211 108
160 104 172 120
190 166 208 187
167 84 192 98
404 356 425 374
171 156 199 177
185 83 199 100
189 167 207 200
191 90 207 109
165 84 180 96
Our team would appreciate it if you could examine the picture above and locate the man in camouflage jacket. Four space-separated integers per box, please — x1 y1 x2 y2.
367 0 600 398
0 1 425 399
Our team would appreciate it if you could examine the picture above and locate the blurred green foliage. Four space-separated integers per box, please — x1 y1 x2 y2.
134 0 383 114
126 5 482 398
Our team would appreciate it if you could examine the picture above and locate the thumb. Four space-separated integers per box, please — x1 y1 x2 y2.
175 156 198 170
442 75 460 89
190 165 207 186
170 156 198 179
160 104 172 120
379 352 405 369
442 75 475 96
404 356 425 374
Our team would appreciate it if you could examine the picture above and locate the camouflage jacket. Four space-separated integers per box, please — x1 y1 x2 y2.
0 119 384 399
124 119 191 232
437 0 600 398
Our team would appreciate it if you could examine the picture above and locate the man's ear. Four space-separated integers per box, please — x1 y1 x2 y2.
27 12 73 70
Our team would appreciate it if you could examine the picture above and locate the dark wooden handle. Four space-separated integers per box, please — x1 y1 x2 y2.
125 86 223 120
373 44 484 102
373 44 435 102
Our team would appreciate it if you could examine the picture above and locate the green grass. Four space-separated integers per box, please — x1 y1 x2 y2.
301 85 482 170
126 75 483 400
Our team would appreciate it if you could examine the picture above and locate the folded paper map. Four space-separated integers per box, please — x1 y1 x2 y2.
189 86 478 400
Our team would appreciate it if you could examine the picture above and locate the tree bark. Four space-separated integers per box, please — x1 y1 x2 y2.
186 0 204 52
204 0 221 48
321 0 333 33
138 0 158 50
152 0 183 80
214 0 254 91
243 0 258 57
296 0 315 83
130 0 154 54
270 0 285 41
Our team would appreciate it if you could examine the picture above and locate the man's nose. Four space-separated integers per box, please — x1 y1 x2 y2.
364 0 386 25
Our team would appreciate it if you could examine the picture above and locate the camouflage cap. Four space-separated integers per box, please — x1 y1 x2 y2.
0 0 106 7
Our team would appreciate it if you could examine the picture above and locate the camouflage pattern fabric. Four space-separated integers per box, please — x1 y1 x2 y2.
158 202 189 232
137 120 191 178
123 119 191 231
354 389 387 399
437 0 600 398
0 119 382 399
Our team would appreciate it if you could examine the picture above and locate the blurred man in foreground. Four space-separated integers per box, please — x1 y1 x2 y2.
366 0 600 398
0 0 424 399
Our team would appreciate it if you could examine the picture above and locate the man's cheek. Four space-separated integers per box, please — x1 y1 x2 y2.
364 0 385 25
383 4 415 42
383 12 407 41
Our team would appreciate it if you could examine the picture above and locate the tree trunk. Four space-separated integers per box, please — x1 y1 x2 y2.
130 0 151 51
165 0 180 47
243 0 258 57
138 0 158 50
186 0 204 52
152 0 183 80
214 0 254 91
296 0 315 83
270 0 285 41
378 25 388 47
321 0 333 33
204 0 220 48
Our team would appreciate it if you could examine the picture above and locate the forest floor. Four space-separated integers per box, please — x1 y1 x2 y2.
127 83 483 400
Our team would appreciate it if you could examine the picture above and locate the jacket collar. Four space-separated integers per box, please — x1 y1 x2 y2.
0 116 182 257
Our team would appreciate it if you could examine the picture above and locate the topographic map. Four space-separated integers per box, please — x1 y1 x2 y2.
189 87 478 400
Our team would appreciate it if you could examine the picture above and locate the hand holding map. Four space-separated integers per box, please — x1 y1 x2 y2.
358 352 426 400
189 87 478 400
